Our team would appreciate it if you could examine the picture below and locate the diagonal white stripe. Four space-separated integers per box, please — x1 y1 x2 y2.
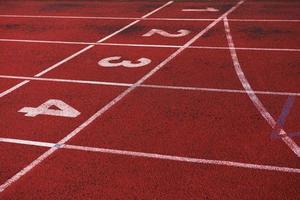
0 1 175 192
0 0 245 192
0 1 173 98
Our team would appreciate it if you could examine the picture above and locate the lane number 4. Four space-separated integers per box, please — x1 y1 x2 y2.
18 99 81 118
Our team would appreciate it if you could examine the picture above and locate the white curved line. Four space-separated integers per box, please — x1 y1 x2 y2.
0 1 247 193
223 17 300 157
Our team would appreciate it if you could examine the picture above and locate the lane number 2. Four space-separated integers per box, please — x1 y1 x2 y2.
98 56 151 68
142 29 191 38
182 7 219 12
18 99 80 118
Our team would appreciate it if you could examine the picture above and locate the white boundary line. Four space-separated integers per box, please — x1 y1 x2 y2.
1 38 300 52
224 17 300 157
0 1 173 98
0 75 132 87
0 14 299 22
0 137 299 174
0 75 299 97
0 0 245 192
227 19 300 22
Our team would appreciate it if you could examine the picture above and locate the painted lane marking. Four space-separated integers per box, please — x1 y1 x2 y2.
0 1 174 98
0 1 174 192
98 56 151 68
0 81 29 98
0 75 300 97
143 84 300 97
0 137 55 148
143 29 191 37
182 7 219 12
1 39 300 52
19 99 80 118
224 17 300 157
0 137 299 174
0 75 132 87
0 0 245 192
271 96 295 139
271 96 300 139
1 15 300 22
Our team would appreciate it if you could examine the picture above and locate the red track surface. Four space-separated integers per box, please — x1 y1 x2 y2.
1 42 83 75
0 0 299 199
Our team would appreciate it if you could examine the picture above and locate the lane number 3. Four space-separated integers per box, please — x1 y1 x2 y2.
18 99 80 118
98 56 151 68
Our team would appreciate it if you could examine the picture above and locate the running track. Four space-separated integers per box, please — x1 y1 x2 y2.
0 0 299 199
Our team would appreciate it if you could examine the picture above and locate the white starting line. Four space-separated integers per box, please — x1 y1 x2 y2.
0 137 299 174
0 14 299 22
0 74 299 97
0 39 299 52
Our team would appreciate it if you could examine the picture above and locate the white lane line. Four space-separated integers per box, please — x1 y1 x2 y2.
0 81 29 98
0 14 299 22
105 43 300 52
0 0 245 193
1 38 300 52
0 137 55 148
0 14 137 20
0 38 91 45
0 75 132 87
0 1 173 98
0 137 299 174
203 46 300 52
102 43 300 52
228 19 300 22
0 38 183 47
0 0 175 192
224 17 300 157
0 75 299 97
143 84 300 97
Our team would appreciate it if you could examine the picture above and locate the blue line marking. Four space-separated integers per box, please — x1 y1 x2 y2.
271 96 299 139
54 143 62 148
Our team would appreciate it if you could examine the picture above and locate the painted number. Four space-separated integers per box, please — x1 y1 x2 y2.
98 56 151 68
18 99 80 118
182 7 219 12
142 29 191 38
